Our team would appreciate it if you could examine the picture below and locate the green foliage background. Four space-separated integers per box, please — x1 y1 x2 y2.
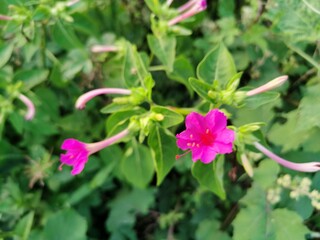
0 0 320 239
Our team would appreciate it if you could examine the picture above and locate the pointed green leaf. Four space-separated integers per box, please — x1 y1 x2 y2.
14 211 34 240
52 20 82 50
44 209 87 240
148 126 177 185
192 156 226 200
244 91 280 109
122 140 154 188
123 42 149 88
168 55 194 94
14 69 49 90
189 77 215 104
272 209 309 240
197 43 236 86
0 43 14 68
151 106 183 128
147 35 176 72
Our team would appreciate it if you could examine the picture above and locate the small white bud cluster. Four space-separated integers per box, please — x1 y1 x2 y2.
267 187 281 204
268 174 320 210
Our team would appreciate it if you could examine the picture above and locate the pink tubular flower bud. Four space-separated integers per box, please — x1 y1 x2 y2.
59 128 130 175
91 45 119 53
0 15 12 21
246 75 288 97
18 94 35 120
166 0 174 6
75 88 132 109
177 0 198 13
66 0 80 7
168 0 207 26
254 142 320 172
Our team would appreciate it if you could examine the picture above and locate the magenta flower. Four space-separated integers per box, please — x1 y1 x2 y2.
59 128 130 175
75 88 131 109
254 142 320 172
176 109 235 163
18 94 35 120
246 75 288 96
168 0 207 26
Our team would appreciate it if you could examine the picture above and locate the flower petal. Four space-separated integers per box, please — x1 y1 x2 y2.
200 147 217 164
71 162 86 175
213 142 233 154
205 109 227 133
215 128 235 143
185 112 206 133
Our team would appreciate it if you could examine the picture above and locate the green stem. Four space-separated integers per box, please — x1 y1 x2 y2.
286 43 320 71
149 65 167 72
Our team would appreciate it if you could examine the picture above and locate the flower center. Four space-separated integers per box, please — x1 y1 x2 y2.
200 129 216 146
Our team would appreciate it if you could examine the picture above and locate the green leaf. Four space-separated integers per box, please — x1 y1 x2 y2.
123 42 149 88
244 91 280 109
32 5 51 21
268 110 309 152
147 35 176 72
0 42 14 68
253 160 280 189
296 84 320 131
189 77 215 104
272 209 309 240
233 185 274 240
233 184 310 240
14 69 49 91
106 108 145 135
197 43 236 87
14 211 34 240
148 126 177 185
144 0 161 15
151 106 183 128
167 55 194 94
196 219 231 240
192 156 226 200
51 20 82 50
44 209 87 240
121 140 154 188
106 188 155 233
101 102 136 114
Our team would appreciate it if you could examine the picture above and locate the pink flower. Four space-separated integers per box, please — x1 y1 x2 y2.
176 109 235 163
75 88 131 109
168 0 207 26
59 128 130 175
254 142 320 172
246 75 288 96
18 94 35 120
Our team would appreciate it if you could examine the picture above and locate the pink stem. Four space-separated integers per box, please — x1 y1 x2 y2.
75 88 132 109
66 0 80 7
254 142 320 172
177 0 198 13
91 45 119 53
18 94 35 120
0 15 12 21
246 75 288 96
87 129 130 154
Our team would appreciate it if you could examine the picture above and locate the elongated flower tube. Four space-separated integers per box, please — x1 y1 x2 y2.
168 0 207 26
60 128 130 175
177 0 198 13
0 15 12 21
18 94 35 120
176 109 235 163
91 45 119 53
246 75 288 97
66 0 80 7
166 0 174 6
75 88 132 109
254 142 320 172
